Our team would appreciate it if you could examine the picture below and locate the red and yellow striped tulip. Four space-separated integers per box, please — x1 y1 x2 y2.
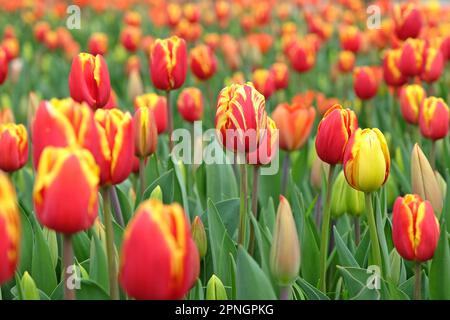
94 108 134 186
383 49 407 87
177 87 203 123
133 107 158 159
287 40 316 73
33 146 99 234
120 26 141 53
399 39 425 78
270 62 289 90
337 50 355 73
343 128 390 192
393 3 423 41
399 84 426 125
149 36 187 91
419 97 449 141
272 102 316 151
189 44 217 81
0 47 8 85
68 53 111 110
420 47 444 83
353 66 379 100
88 32 108 56
134 93 167 134
315 104 358 165
0 123 28 172
119 199 199 300
392 194 439 262
339 25 361 53
252 69 275 99
0 172 21 284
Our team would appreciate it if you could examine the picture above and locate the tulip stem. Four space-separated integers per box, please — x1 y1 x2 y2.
430 141 436 170
318 164 336 293
109 186 124 227
281 152 290 196
139 157 146 197
279 286 290 300
166 90 173 152
63 234 75 300
354 217 360 246
103 187 119 300
364 192 382 273
414 263 421 300
249 165 260 255
238 164 248 246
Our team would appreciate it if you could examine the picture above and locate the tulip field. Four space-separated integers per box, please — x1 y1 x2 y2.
1 0 450 304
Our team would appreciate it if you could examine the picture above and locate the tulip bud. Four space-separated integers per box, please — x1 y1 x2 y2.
287 40 316 73
315 104 358 165
127 69 144 102
331 171 365 218
252 69 275 99
191 216 207 258
94 108 134 186
134 93 167 134
411 143 443 214
339 25 361 53
120 26 141 53
149 36 187 91
399 39 425 78
0 172 21 285
270 196 300 285
383 49 407 87
33 146 99 234
337 50 355 73
353 66 379 100
34 22 50 43
392 194 439 262
206 275 228 300
399 84 426 125
133 106 158 158
393 3 422 41
0 123 28 172
270 62 289 90
21 272 40 300
69 53 111 109
419 97 449 141
177 87 203 123
88 32 108 56
420 47 444 83
0 47 8 85
189 44 217 81
119 199 199 300
343 128 390 193
272 102 315 151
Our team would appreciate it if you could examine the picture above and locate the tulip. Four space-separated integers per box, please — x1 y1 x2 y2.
393 3 422 41
120 26 141 53
330 171 365 218
399 39 425 78
166 3 182 27
68 53 111 109
177 87 203 123
287 40 316 73
270 62 289 90
419 97 449 142
0 107 14 124
88 32 108 56
191 216 207 259
189 44 217 81
270 196 300 299
420 47 444 83
0 123 28 172
183 3 200 23
2 38 19 61
353 66 378 100
0 172 21 285
0 47 8 84
272 102 316 152
399 84 426 125
411 144 443 214
134 93 167 134
206 275 228 300
119 199 199 300
383 49 407 87
123 11 141 27
315 104 358 165
252 69 275 99
34 22 50 43
339 25 361 53
337 50 355 73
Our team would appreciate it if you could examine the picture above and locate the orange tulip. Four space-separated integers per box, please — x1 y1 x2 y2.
177 87 203 123
88 32 108 56
252 69 275 99
270 62 289 90
189 44 217 81
337 50 355 73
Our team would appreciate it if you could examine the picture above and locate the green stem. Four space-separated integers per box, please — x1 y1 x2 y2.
430 140 436 170
139 157 146 197
414 262 422 300
166 90 173 152
103 187 119 300
318 164 336 293
248 165 260 255
364 192 382 271
279 286 290 300
280 152 290 196
354 217 360 246
238 164 248 246
63 234 75 300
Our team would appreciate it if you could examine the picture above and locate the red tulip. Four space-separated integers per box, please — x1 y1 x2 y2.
0 47 8 85
399 39 425 78
339 25 361 53
120 26 141 53
0 123 28 172
252 69 275 99
189 44 217 81
419 97 449 141
177 87 203 123
270 62 289 90
399 84 426 125
383 49 407 87
393 3 422 41
134 93 167 134
88 32 108 56
353 66 379 100
420 47 444 83
287 40 316 73
133 107 158 158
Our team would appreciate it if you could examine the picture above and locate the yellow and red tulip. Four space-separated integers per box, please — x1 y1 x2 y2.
393 3 423 41
33 146 99 234
183 3 200 23
399 39 425 78
134 93 167 134
177 87 203 123
252 69 275 99
120 26 141 53
399 84 426 125
0 123 28 172
419 97 449 141
337 50 355 73
68 53 111 110
88 32 108 56
383 49 407 87
353 66 379 100
343 128 390 193
392 194 439 262
119 199 199 300
0 47 8 84
123 10 141 27
287 40 316 73
33 21 50 43
133 107 158 159
339 25 361 53
420 46 444 83
189 44 217 81
270 62 289 91
166 3 182 27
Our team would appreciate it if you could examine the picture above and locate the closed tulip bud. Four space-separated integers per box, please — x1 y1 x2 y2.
339 25 361 53
270 62 289 90
189 44 217 81
419 97 449 141
119 199 199 300
420 47 444 83
383 49 407 87
0 47 8 84
133 107 158 158
191 216 207 258
353 66 379 100
399 84 426 125
69 53 111 109
94 108 134 185
343 128 390 193
337 50 355 73
272 102 315 151
393 3 422 41
411 144 443 214
0 123 28 172
0 172 21 284
34 22 50 43
215 83 267 154
392 194 439 262
21 271 40 300
251 69 275 100
331 171 365 218
88 32 108 56
270 196 300 285
287 40 316 73
399 39 425 78
315 104 358 165
120 26 141 53
206 275 228 300
149 36 187 91
127 69 144 102
177 87 203 123
33 146 99 234
149 185 163 201
134 93 167 134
